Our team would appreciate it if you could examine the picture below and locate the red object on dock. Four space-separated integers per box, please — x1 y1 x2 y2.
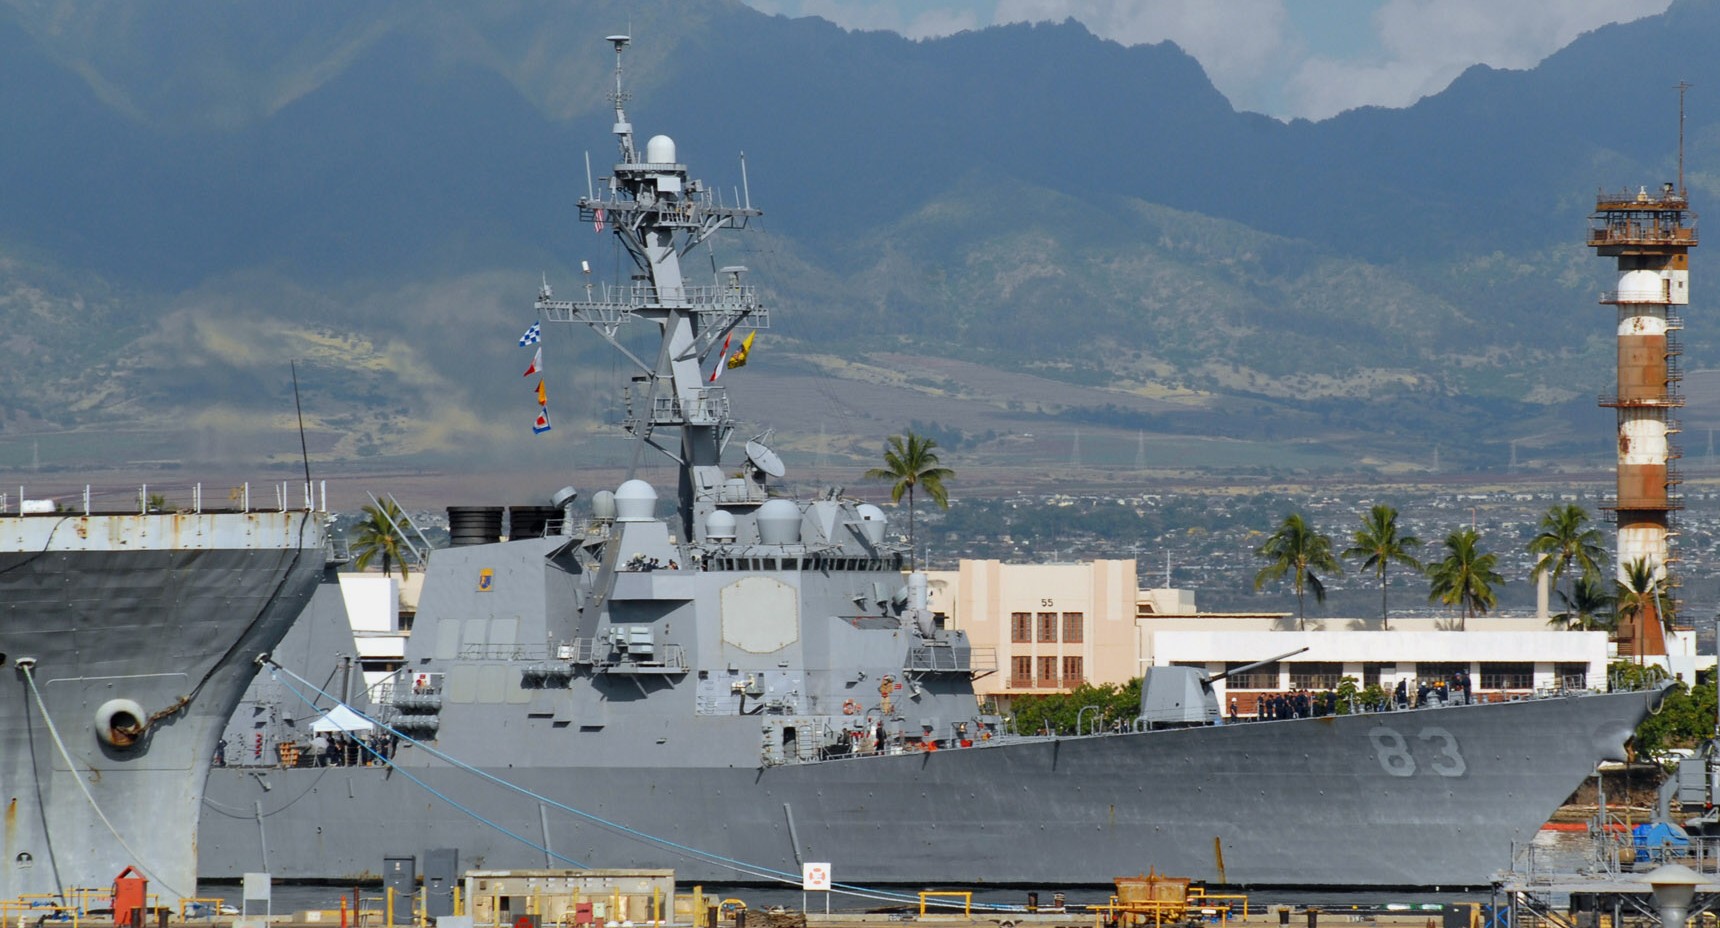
113 866 147 927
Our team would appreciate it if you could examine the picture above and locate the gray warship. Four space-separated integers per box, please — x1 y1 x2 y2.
0 482 327 901
198 37 1663 889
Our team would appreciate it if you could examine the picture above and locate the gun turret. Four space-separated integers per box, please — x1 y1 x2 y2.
1139 647 1311 728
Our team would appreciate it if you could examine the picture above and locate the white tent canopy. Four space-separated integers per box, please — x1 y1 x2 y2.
310 704 374 733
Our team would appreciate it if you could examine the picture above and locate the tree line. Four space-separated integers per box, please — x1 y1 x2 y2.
1253 503 1672 633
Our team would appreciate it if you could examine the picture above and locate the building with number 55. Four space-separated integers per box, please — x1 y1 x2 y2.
926 559 1696 717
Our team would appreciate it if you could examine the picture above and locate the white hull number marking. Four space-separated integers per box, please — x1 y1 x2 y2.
1367 725 1467 778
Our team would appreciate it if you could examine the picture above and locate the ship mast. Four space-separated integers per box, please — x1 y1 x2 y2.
539 36 768 544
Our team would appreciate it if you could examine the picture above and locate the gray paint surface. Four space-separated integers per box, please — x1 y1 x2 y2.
0 509 326 899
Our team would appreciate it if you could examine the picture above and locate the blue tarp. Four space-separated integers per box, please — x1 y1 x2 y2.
1633 822 1692 861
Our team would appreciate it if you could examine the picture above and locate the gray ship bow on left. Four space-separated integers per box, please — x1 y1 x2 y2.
1 487 328 901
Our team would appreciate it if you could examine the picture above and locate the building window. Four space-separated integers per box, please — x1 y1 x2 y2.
1011 612 1031 643
1418 662 1467 685
1063 656 1085 685
1037 612 1058 642
1480 662 1534 690
1226 661 1278 690
1556 662 1588 690
1062 612 1084 643
1011 656 1033 688
1362 663 1384 688
1288 662 1342 690
1037 656 1059 687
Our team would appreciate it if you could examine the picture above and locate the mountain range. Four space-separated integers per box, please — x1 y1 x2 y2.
4 0 1720 488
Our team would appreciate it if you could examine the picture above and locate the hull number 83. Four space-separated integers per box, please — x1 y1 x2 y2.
1367 725 1467 778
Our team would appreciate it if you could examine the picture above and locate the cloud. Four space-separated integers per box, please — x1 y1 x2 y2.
738 0 1675 121
757 0 982 39
993 0 1293 111
1284 0 1674 120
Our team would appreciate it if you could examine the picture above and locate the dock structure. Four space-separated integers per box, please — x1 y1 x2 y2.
1499 824 1720 928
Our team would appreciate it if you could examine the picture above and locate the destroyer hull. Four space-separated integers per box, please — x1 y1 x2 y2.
0 512 325 899
199 687 1651 887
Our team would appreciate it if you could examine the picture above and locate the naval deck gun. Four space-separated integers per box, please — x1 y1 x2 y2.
1138 647 1309 727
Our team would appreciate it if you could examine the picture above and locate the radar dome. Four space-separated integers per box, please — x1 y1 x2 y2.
614 480 658 522
1617 269 1666 305
552 486 578 508
646 135 677 163
591 490 617 522
756 498 802 545
855 503 887 545
705 509 737 542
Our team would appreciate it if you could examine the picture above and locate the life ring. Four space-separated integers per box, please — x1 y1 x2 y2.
842 699 860 715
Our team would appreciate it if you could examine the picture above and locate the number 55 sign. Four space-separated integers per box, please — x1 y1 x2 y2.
803 862 832 891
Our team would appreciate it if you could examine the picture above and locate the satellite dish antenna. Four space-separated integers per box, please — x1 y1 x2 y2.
745 439 786 480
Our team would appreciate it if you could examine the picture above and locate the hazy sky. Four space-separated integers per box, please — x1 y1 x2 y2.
740 0 1675 121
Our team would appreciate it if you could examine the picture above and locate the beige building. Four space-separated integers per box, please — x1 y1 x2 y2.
926 559 1139 696
924 558 1692 714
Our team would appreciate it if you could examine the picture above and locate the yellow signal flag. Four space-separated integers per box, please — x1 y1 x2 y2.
726 331 757 370
535 378 547 407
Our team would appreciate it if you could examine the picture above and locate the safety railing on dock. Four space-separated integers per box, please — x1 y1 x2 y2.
178 897 233 921
0 889 175 927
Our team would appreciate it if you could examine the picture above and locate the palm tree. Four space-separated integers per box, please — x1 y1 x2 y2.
1425 528 1502 630
350 498 411 578
1342 504 1422 629
1252 512 1342 630
1616 556 1674 639
864 431 954 570
1548 574 1615 631
1527 504 1607 608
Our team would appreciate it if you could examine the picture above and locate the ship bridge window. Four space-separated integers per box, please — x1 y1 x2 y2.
1225 661 1278 690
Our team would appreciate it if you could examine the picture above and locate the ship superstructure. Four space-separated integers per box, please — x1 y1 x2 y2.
1 482 327 901
199 38 1665 890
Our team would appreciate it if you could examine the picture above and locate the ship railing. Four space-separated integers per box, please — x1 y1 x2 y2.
601 642 689 674
553 638 687 673
555 639 600 664
2 480 330 516
544 282 770 323
456 644 549 662
645 387 731 426
904 644 997 674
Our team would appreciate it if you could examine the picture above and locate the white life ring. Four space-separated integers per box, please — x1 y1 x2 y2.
842 699 860 715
